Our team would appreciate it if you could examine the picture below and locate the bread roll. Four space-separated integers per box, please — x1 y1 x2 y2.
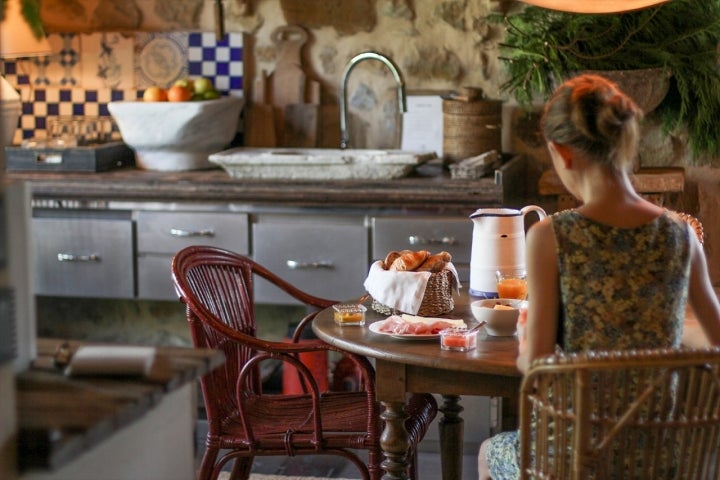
417 251 452 272
390 250 430 271
382 250 402 270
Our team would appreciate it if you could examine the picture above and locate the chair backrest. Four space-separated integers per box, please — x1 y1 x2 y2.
667 210 704 245
171 246 337 425
519 347 720 480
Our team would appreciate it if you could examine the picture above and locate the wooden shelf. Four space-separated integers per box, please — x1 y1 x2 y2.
539 167 685 210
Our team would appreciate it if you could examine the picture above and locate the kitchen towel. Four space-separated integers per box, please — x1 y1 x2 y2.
64 345 157 377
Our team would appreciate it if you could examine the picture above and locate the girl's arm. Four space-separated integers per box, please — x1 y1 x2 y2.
517 217 560 374
687 232 720 346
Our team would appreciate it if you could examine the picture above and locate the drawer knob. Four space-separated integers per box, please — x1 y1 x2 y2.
57 253 101 262
169 228 216 238
408 235 457 246
286 260 334 270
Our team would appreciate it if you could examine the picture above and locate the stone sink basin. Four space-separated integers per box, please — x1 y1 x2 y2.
209 147 437 180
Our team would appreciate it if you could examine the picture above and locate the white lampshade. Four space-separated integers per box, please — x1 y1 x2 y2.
0 0 52 59
521 0 669 13
0 0 52 151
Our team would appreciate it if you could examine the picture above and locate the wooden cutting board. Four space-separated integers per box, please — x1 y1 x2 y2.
282 77 321 147
284 103 319 147
246 70 276 147
269 25 309 142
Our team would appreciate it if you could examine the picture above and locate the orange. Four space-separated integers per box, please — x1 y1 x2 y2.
167 85 192 102
142 86 167 102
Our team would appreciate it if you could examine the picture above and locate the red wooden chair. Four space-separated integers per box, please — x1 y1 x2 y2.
171 245 437 480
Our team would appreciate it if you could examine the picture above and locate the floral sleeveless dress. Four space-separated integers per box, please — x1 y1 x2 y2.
485 210 692 479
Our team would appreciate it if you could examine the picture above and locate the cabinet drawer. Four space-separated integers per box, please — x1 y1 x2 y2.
371 216 473 282
33 217 134 298
136 211 249 255
252 215 368 305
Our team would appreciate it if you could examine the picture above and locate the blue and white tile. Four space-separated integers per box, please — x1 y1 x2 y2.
35 33 81 87
188 32 243 96
80 32 135 90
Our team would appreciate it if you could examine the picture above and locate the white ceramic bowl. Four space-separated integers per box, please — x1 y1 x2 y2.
471 298 527 336
108 96 243 171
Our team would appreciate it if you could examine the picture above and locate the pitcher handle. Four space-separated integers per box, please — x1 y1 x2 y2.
520 205 547 221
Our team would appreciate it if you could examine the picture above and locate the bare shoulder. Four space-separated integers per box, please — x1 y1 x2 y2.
527 215 554 243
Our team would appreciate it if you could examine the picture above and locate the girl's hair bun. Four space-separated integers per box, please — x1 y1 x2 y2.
543 74 642 170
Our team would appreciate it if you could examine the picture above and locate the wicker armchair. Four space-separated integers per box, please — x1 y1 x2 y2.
519 347 720 480
171 246 437 480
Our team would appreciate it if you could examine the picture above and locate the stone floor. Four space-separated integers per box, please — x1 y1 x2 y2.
195 419 481 479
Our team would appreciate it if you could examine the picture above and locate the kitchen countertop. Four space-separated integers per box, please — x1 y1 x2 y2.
16 338 225 472
5 155 533 213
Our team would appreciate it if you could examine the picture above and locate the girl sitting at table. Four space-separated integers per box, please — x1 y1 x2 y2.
477 73 720 480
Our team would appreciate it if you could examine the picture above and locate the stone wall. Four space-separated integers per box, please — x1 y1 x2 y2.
31 0 720 286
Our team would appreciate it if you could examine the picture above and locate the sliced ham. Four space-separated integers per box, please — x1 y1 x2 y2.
377 315 466 335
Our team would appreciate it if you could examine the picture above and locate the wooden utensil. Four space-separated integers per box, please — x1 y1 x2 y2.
246 70 276 147
318 104 341 148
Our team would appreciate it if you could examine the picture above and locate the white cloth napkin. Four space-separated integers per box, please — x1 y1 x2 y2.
65 346 157 377
363 260 461 315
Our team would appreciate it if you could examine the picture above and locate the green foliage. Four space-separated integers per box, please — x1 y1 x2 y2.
489 0 720 162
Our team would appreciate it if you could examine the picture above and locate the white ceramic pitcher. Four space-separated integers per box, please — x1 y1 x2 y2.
469 205 547 298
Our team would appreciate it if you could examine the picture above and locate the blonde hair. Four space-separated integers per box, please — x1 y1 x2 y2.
541 74 643 171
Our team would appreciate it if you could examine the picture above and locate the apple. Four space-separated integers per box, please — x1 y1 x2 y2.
174 78 194 91
202 90 221 100
142 86 167 102
193 77 214 95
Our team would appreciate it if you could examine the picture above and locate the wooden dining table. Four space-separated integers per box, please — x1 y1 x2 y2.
313 286 716 480
312 292 521 480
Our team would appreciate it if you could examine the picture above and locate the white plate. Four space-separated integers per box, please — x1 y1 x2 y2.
368 320 440 341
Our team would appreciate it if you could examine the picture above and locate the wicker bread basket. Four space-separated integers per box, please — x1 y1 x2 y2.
371 268 456 316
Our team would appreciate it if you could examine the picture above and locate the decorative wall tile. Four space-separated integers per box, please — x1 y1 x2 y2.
44 33 81 86
188 32 244 96
80 32 136 90
134 32 189 89
4 31 243 144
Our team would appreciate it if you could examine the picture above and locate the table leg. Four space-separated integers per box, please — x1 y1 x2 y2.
380 400 410 480
439 394 464 480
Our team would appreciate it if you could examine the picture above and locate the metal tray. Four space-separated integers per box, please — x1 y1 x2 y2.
5 142 135 172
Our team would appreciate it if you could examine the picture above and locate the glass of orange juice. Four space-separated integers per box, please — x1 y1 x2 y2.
496 269 528 300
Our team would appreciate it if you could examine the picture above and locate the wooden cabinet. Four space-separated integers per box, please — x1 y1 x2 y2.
135 211 249 300
32 210 134 298
31 204 481 304
252 213 369 304
31 207 479 304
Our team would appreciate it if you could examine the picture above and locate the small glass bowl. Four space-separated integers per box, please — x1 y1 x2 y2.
440 327 478 352
333 303 367 326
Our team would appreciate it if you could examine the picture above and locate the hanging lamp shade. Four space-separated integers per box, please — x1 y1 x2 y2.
0 0 52 59
520 0 669 13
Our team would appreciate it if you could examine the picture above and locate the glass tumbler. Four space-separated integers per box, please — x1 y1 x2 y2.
496 269 528 300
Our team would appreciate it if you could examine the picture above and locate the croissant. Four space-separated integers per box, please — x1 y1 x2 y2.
389 250 431 271
416 251 452 272
383 250 402 270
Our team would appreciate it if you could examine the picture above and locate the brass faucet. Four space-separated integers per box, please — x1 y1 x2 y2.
339 51 407 149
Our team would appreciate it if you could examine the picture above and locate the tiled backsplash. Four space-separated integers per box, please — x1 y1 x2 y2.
2 31 244 144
